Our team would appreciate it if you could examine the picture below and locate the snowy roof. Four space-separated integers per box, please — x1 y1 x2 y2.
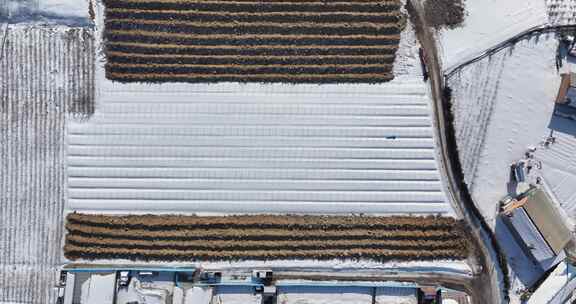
277 285 418 304
503 207 556 268
66 82 453 216
523 189 571 255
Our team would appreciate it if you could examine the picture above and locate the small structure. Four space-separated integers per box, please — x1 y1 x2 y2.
501 188 572 272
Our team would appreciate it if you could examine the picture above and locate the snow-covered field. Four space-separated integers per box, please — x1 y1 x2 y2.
0 25 93 304
448 33 562 223
447 29 576 304
66 81 453 215
64 2 455 216
437 0 548 71
1 0 90 25
547 0 576 25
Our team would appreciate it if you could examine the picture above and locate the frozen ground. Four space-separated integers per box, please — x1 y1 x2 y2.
436 0 548 70
64 1 455 216
0 25 94 304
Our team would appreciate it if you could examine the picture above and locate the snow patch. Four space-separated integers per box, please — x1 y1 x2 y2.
437 0 548 70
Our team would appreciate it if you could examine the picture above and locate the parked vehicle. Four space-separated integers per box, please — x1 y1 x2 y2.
119 271 131 287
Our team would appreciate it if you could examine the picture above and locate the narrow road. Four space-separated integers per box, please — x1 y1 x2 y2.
406 1 508 303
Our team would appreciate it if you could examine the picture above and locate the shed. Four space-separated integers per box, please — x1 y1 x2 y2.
502 188 571 271
523 189 572 255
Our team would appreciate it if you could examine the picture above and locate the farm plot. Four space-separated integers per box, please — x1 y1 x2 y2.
66 83 454 216
546 0 576 25
64 213 469 262
0 25 94 304
102 0 404 83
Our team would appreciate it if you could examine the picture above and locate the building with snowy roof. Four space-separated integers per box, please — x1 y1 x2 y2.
501 188 572 272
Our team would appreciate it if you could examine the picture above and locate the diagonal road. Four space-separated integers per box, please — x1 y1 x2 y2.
406 1 509 303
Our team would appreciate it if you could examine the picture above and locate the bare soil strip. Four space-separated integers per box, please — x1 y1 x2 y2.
107 30 401 40
66 223 462 241
106 64 393 75
106 0 400 4
107 41 399 50
65 214 468 262
103 0 402 83
65 244 467 262
107 44 399 56
68 213 459 228
107 51 396 59
107 8 399 16
106 52 396 65
105 72 396 83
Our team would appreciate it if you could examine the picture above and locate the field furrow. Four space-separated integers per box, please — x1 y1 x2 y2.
103 0 403 83
65 214 468 262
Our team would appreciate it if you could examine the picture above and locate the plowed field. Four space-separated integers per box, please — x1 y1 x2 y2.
103 0 404 83
65 213 469 262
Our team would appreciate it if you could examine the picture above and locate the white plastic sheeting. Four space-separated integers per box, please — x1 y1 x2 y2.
67 82 453 215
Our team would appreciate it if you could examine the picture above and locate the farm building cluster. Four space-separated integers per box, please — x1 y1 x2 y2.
54 266 471 304
445 11 576 300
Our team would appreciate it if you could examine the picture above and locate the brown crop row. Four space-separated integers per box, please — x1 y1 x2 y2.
103 0 403 83
67 213 460 229
65 244 467 262
66 233 467 250
66 223 461 241
65 213 469 262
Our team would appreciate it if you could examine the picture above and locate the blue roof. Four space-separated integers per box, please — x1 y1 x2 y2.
504 207 556 268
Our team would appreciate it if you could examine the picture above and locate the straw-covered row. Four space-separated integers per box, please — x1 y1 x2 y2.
103 0 404 83
65 213 469 262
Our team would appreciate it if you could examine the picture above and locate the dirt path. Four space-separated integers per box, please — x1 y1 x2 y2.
405 1 508 303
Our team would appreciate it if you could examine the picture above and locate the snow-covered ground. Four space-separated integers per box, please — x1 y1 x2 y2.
447 29 576 304
2 0 91 26
527 261 576 304
534 114 576 221
448 33 562 224
199 259 473 277
64 0 456 216
0 25 93 304
437 0 549 71
547 0 576 25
